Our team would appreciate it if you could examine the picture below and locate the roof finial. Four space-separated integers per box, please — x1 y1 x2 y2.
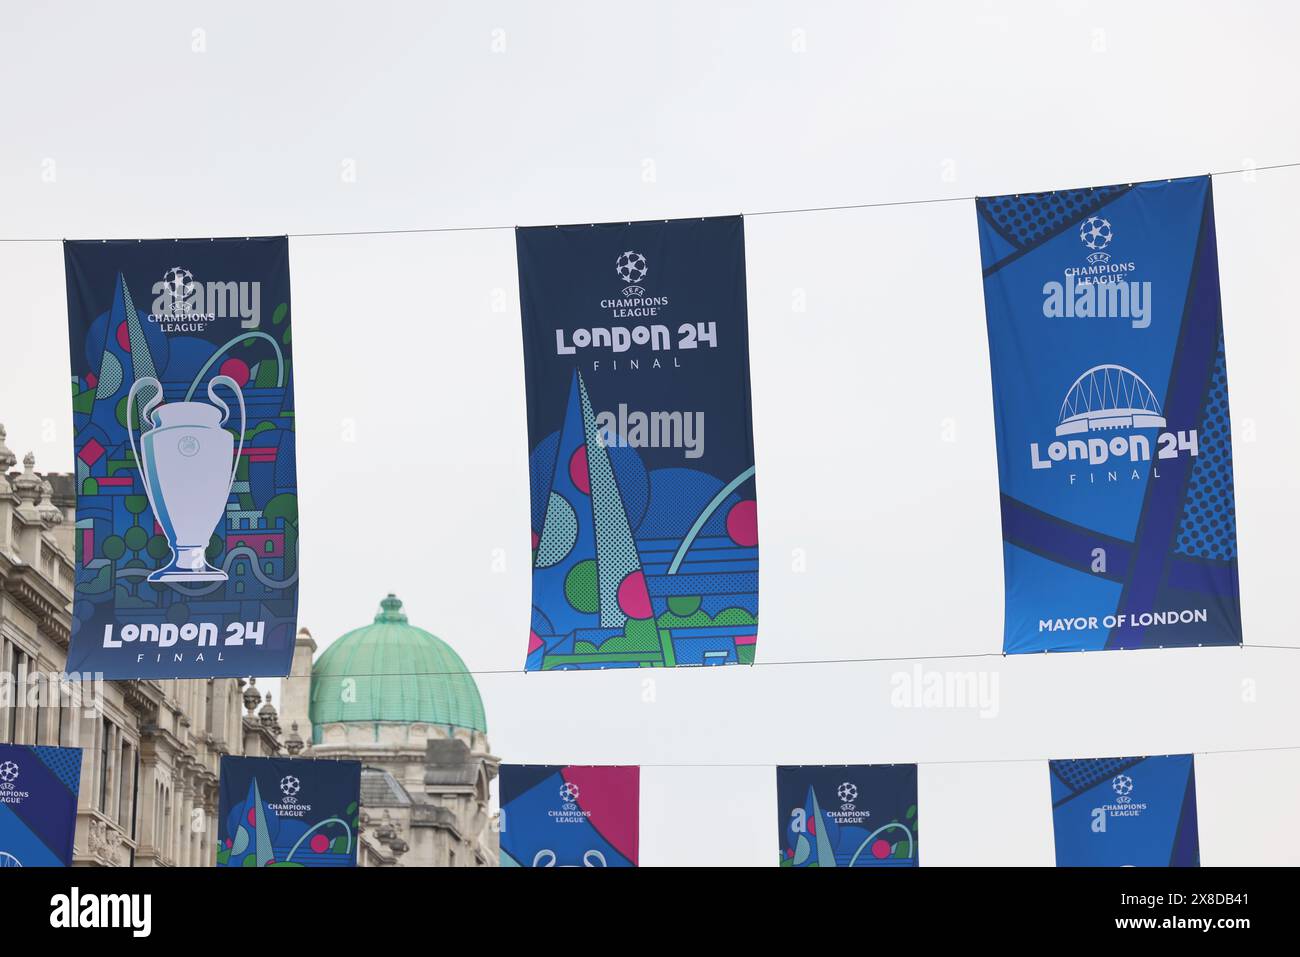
376 593 408 624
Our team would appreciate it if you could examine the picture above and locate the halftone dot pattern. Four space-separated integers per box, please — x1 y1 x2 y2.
1176 334 1236 561
33 746 83 794
535 491 578 568
94 350 123 398
576 372 641 628
980 184 1130 248
122 282 158 382
645 571 759 596
1049 756 1143 794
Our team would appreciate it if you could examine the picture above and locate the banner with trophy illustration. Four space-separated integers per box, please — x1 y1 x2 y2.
1049 755 1200 866
499 764 639 867
777 764 919 867
63 238 298 679
0 744 83 867
517 216 758 671
977 176 1241 654
217 755 361 867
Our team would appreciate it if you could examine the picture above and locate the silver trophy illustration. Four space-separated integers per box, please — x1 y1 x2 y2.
127 375 245 583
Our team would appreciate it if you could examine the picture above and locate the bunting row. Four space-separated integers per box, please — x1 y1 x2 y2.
54 174 1238 682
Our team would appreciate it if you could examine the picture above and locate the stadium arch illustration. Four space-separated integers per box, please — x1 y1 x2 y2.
1055 364 1166 436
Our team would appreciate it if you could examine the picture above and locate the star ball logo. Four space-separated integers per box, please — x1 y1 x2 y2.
836 782 858 808
559 781 580 806
1079 216 1114 259
1111 774 1134 797
615 250 649 295
280 775 301 804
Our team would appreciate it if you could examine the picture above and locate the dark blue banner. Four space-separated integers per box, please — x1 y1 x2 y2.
0 744 82 867
217 755 360 867
517 217 758 670
977 177 1241 653
63 238 298 679
499 765 639 867
777 764 918 867
1050 755 1199 866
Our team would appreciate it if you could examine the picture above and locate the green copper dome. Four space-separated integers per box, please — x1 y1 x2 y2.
310 594 486 734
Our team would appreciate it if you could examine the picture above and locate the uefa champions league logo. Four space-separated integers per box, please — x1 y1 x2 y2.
160 266 197 316
837 782 858 808
550 781 589 824
615 250 648 296
149 266 262 330
1111 774 1134 797
280 775 301 804
0 760 28 805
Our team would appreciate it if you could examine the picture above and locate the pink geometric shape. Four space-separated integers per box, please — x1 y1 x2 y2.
219 357 251 388
309 834 330 853
528 630 543 653
726 499 758 547
115 321 130 351
568 446 590 494
85 372 98 390
735 634 757 646
78 437 105 466
872 839 892 859
561 766 639 865
617 570 653 620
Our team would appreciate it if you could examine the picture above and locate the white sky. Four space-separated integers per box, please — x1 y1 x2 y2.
2 1 1298 865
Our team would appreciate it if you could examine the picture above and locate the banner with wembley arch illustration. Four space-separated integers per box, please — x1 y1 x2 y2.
977 176 1241 654
217 755 360 867
777 764 918 867
63 238 298 680
517 216 758 671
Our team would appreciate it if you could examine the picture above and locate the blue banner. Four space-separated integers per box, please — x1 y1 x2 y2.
1050 754 1199 866
517 217 758 670
777 764 918 867
217 755 360 867
500 765 639 867
0 744 82 866
63 238 298 679
977 176 1241 653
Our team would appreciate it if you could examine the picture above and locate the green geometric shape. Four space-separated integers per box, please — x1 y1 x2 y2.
123 526 148 552
666 595 701 616
102 536 125 560
564 560 599 613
